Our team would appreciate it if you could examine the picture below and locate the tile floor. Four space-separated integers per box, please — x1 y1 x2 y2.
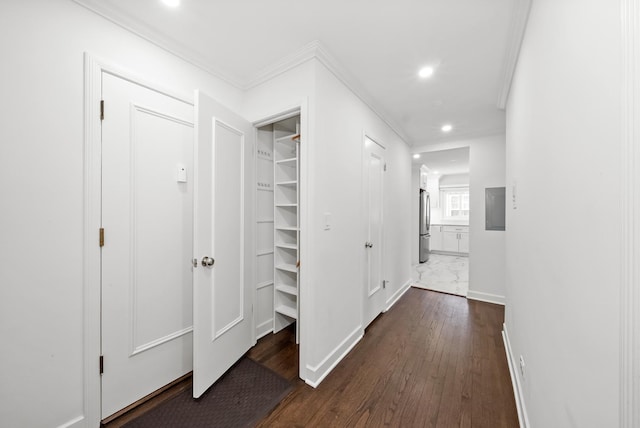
413 253 469 297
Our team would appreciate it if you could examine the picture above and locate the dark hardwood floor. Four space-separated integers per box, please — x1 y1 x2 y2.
250 288 518 427
104 287 518 428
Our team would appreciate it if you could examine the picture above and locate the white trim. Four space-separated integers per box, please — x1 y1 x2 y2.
56 416 85 428
83 52 103 428
621 0 640 426
497 0 532 109
255 320 274 340
502 323 530 428
249 41 411 145
385 280 412 311
249 101 309 382
314 43 411 145
246 42 319 89
466 290 505 306
304 326 363 388
72 0 243 89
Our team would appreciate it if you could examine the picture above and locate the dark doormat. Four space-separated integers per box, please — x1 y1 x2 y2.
123 358 293 428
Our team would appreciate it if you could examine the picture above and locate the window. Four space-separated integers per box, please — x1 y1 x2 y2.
441 187 469 219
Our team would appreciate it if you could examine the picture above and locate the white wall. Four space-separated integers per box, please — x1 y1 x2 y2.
413 135 506 303
0 1 243 427
244 59 412 385
310 61 412 383
439 173 469 187
468 137 505 304
504 0 621 426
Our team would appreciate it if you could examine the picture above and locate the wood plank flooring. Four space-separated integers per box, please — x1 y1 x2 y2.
104 287 518 427
250 288 518 427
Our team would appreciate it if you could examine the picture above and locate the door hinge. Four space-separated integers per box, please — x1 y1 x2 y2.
384 163 387 172
100 100 104 121
99 355 104 375
99 228 105 247
382 280 387 289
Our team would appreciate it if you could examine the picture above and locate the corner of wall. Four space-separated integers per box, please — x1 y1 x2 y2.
385 279 413 311
502 323 530 428
303 326 363 388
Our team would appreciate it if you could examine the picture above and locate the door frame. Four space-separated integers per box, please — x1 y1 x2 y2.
361 131 386 329
251 100 310 383
83 53 195 427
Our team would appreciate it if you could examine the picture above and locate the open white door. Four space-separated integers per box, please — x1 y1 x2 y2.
193 90 254 398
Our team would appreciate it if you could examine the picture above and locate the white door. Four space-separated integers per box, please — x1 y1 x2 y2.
101 73 194 418
363 136 385 328
192 90 254 398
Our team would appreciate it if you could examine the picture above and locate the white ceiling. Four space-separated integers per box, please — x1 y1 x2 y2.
74 0 523 145
414 147 469 175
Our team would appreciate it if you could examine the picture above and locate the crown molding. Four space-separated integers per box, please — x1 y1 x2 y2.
247 40 412 145
621 1 640 426
71 0 245 89
496 0 532 110
244 41 321 90
312 42 412 145
71 1 413 144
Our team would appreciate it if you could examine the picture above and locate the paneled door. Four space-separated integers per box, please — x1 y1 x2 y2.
363 136 386 328
101 73 195 418
192 90 254 398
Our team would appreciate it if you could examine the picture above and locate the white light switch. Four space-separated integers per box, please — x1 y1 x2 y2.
177 164 187 183
324 212 331 230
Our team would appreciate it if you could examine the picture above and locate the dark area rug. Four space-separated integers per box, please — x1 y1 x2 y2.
122 358 292 428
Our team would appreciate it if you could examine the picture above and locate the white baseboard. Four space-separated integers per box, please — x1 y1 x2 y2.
502 323 530 428
385 279 412 311
467 290 505 305
56 415 84 428
304 326 363 388
256 319 273 340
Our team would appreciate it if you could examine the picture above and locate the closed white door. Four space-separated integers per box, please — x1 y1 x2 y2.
363 137 385 328
101 73 194 418
192 90 254 398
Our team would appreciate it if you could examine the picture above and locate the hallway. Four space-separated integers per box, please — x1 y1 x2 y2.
251 287 518 427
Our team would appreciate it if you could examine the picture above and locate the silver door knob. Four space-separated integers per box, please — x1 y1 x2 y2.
201 256 215 267
365 242 373 248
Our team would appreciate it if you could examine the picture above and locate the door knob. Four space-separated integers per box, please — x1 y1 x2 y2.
365 242 373 248
201 256 215 267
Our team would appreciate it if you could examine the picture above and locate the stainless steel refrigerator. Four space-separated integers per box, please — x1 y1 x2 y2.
419 189 431 263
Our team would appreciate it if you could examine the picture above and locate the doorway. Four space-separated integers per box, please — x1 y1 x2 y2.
411 147 470 297
254 112 302 378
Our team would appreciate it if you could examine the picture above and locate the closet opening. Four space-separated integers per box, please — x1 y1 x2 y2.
253 112 301 378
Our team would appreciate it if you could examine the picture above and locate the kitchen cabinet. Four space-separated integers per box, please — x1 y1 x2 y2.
439 225 469 255
430 225 444 251
420 166 428 190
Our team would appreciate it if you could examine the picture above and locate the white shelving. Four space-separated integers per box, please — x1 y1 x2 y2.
273 121 300 342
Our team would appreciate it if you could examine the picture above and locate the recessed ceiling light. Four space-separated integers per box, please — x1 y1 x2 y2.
418 66 434 79
161 0 180 7
441 124 453 133
413 154 420 159
433 170 439 174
